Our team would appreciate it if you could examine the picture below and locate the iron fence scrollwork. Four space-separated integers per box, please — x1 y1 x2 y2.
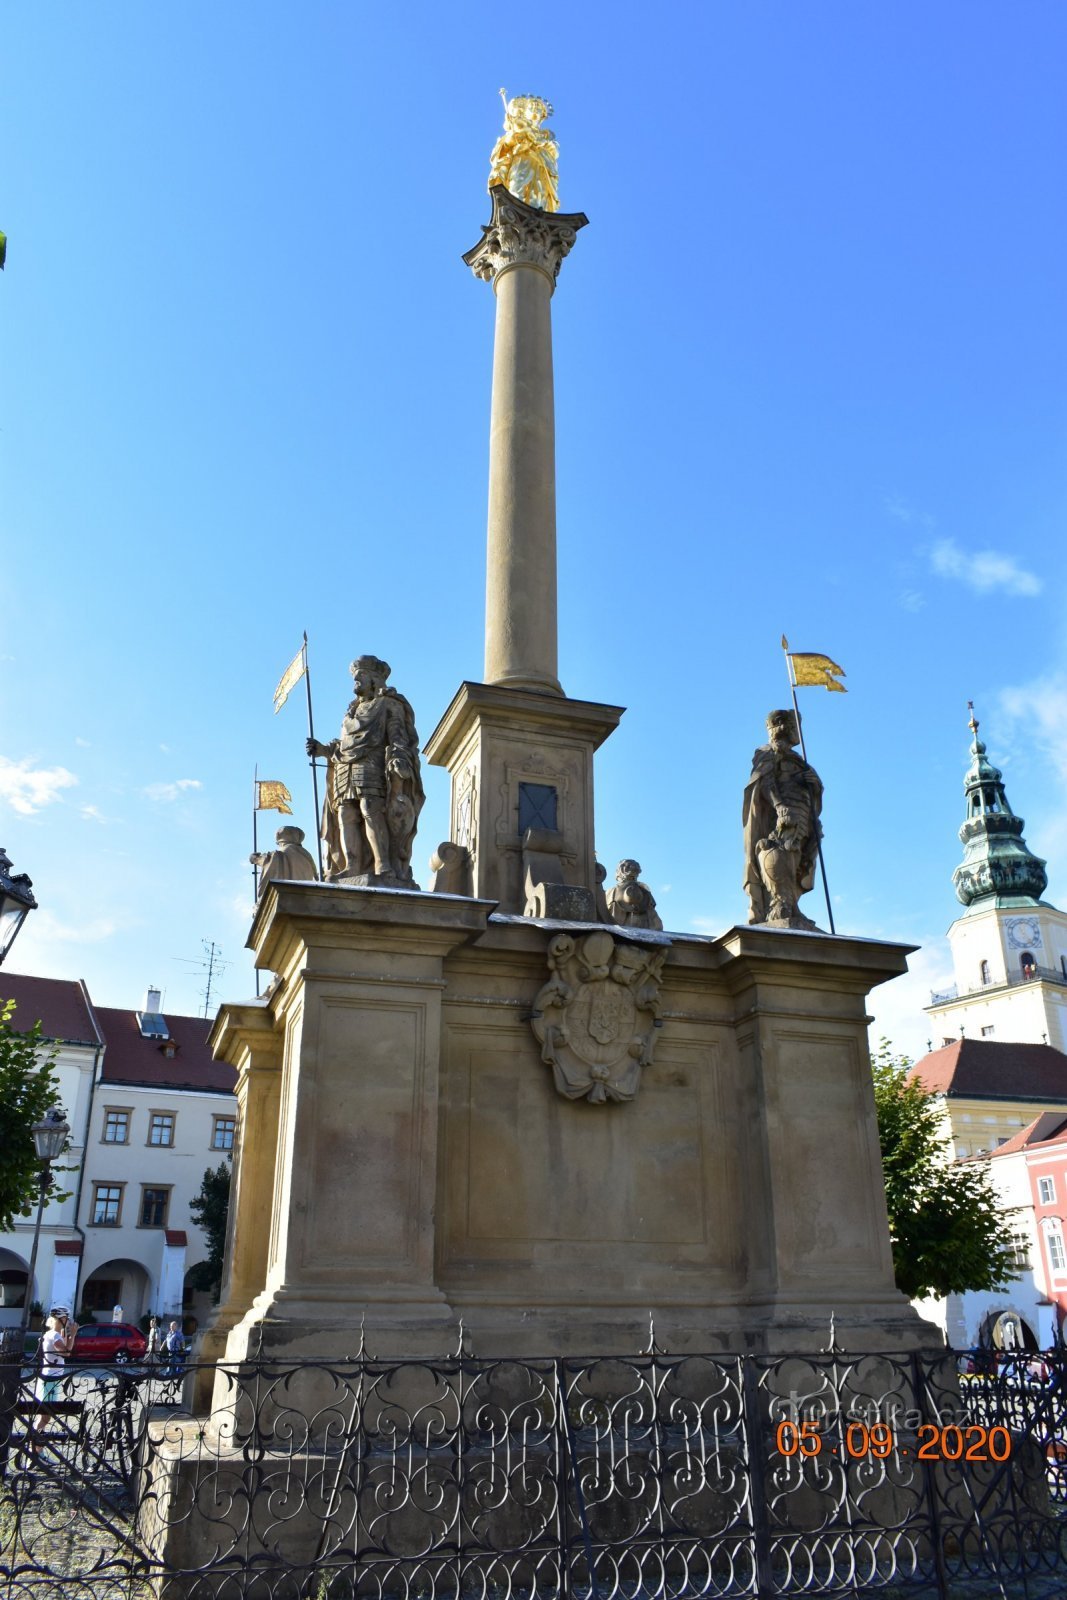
0 1340 1065 1597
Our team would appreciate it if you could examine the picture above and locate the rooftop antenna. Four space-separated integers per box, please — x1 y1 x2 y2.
173 939 232 1018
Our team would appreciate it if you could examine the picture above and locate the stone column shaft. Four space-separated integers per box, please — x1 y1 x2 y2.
464 187 587 698
486 264 559 693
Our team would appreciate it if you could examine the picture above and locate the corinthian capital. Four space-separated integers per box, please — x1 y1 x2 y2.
463 186 588 289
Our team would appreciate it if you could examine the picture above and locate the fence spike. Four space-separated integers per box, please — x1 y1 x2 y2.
642 1310 666 1356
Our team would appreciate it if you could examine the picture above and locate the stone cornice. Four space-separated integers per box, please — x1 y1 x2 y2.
463 186 588 289
424 681 624 770
209 999 280 1067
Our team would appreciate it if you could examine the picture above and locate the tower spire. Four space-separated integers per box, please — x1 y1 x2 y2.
952 704 1047 910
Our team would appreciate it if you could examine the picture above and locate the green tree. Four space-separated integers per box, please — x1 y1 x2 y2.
186 1162 232 1303
0 999 67 1231
872 1042 1019 1300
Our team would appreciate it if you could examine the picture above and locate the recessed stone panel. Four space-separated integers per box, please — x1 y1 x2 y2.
302 998 425 1270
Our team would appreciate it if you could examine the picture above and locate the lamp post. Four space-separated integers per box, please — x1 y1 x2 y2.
18 1109 70 1348
0 848 37 966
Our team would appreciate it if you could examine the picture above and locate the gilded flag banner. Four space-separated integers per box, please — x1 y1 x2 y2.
781 637 847 693
273 645 306 713
256 780 293 815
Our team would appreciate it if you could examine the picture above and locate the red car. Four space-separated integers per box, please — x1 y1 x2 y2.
69 1321 147 1364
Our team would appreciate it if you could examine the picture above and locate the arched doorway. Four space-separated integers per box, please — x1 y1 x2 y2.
0 1247 32 1325
980 1307 1038 1352
80 1258 151 1324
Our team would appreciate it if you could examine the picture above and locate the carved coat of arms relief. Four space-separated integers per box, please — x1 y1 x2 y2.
531 930 666 1104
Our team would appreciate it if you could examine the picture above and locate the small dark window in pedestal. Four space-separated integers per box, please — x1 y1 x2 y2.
518 783 558 834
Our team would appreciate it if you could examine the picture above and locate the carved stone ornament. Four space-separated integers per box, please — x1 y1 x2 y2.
463 186 588 287
531 930 666 1105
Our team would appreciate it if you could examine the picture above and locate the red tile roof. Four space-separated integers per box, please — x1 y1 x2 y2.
989 1113 1067 1157
908 1039 1067 1104
164 1230 188 1247
53 1239 83 1257
1 974 102 1046
94 1006 235 1095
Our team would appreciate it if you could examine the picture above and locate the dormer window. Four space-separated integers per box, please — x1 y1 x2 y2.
979 960 991 986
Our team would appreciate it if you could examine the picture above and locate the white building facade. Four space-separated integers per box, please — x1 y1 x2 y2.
0 976 236 1333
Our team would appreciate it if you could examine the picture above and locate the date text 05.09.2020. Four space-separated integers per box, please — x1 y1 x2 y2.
775 1421 1012 1462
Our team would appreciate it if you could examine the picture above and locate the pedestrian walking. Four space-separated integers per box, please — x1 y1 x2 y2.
24 1311 78 1459
162 1321 185 1382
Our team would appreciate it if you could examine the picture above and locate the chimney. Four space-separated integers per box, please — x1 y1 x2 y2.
137 986 169 1040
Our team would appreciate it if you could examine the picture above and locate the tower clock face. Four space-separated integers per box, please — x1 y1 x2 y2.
1006 916 1042 950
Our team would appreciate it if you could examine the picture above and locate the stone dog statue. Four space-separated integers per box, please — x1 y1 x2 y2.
743 709 824 930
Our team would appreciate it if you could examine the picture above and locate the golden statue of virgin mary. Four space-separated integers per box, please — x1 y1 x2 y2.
488 89 560 212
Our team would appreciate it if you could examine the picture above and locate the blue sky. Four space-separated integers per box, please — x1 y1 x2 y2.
3 3 1065 1059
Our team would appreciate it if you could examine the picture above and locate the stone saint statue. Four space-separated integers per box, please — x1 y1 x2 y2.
308 656 425 887
742 709 824 930
606 860 663 931
251 826 319 897
488 90 560 212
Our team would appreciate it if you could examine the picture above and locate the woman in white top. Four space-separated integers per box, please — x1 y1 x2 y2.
36 1313 74 1399
26 1312 78 1455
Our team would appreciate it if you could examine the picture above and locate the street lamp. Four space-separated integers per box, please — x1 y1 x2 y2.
18 1108 70 1348
0 848 37 966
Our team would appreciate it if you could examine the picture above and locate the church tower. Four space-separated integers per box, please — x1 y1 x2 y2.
926 708 1067 1050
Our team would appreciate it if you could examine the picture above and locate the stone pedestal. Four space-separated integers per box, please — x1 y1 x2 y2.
424 680 622 914
189 1001 281 1408
208 882 936 1368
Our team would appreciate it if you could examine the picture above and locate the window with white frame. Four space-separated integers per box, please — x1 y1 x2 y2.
1038 1176 1056 1205
148 1111 175 1147
211 1115 236 1151
1045 1220 1067 1274
102 1107 131 1143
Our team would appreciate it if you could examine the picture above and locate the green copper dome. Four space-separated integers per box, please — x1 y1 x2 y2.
953 708 1047 910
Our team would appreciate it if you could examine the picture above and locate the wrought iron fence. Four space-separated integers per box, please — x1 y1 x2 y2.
1 1339 1065 1598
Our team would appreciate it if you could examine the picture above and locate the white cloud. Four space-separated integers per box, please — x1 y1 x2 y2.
74 737 91 749
80 803 122 825
998 673 1067 784
866 940 956 1065
143 778 203 803
690 914 726 936
0 757 78 816
25 909 121 945
885 497 936 529
930 539 1042 598
899 590 926 613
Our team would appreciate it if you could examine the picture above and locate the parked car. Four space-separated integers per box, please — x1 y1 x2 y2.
69 1322 147 1364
